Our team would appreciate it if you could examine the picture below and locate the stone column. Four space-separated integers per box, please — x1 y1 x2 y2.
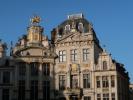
38 63 43 99
67 65 71 88
78 64 80 88
26 62 30 99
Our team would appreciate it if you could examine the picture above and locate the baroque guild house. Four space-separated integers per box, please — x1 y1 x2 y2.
0 14 130 100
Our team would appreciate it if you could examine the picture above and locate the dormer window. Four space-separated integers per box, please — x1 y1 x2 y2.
78 22 84 33
65 24 70 33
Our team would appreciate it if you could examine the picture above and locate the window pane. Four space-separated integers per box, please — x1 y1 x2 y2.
96 76 100 88
111 76 115 87
59 75 66 90
2 89 9 100
71 49 77 62
83 49 89 61
102 76 109 88
83 74 90 88
84 96 91 100
111 93 115 100
59 50 66 62
42 63 50 76
30 62 39 76
19 62 26 76
3 71 10 84
97 94 101 100
43 81 50 100
18 80 25 100
30 80 38 100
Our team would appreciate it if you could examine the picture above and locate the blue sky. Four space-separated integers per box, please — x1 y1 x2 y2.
0 0 133 81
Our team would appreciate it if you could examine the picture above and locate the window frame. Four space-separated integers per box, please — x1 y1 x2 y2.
59 50 66 62
83 73 90 88
3 71 10 84
102 76 109 88
30 62 39 76
83 48 89 61
59 75 66 90
96 76 101 88
103 93 109 100
70 49 78 62
42 63 50 76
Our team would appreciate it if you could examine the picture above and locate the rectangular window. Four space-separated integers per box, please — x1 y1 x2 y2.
83 74 90 88
19 62 26 76
42 63 50 76
103 93 109 100
2 89 9 100
18 80 25 100
59 50 66 62
3 71 10 84
43 81 50 100
97 94 101 100
30 62 39 76
111 76 115 87
59 75 66 90
30 80 38 100
96 76 101 88
111 93 115 100
70 49 77 62
83 48 89 61
71 75 78 88
84 96 91 100
102 76 109 88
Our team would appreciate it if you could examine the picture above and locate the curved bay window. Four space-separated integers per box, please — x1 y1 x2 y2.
103 61 107 70
43 81 50 100
18 62 26 76
30 80 38 100
42 63 50 76
18 80 25 100
30 62 39 76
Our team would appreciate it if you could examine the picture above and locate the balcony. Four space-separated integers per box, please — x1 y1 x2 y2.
64 88 82 95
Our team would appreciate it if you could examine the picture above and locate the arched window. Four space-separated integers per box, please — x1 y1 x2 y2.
65 24 70 33
103 61 107 70
78 22 84 33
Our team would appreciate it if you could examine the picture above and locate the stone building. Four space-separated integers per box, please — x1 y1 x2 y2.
0 14 130 100
51 13 129 100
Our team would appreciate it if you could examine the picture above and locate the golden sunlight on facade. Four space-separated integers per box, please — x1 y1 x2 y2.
0 14 130 100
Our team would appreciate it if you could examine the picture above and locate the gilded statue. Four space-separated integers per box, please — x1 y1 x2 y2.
30 16 41 24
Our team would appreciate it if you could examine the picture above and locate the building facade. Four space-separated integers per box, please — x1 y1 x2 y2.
0 14 130 100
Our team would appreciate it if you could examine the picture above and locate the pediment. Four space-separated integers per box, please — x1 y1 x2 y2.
56 32 82 43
